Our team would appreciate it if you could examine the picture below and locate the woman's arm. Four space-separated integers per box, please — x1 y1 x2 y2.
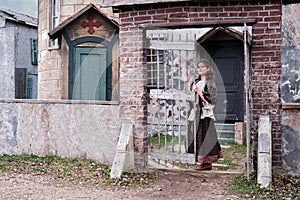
203 80 217 105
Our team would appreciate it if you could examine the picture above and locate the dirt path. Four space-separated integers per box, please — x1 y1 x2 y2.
0 170 245 200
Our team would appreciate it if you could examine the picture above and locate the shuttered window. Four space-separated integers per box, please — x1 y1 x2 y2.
30 38 38 65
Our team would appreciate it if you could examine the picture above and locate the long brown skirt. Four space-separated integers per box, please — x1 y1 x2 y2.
188 117 223 164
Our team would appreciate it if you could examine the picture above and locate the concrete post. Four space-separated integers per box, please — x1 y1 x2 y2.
257 115 272 188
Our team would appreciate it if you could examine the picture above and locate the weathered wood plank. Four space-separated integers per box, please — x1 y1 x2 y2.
110 123 134 179
149 41 196 50
150 89 195 101
147 118 186 126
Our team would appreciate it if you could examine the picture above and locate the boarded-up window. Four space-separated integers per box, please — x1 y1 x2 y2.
15 68 27 99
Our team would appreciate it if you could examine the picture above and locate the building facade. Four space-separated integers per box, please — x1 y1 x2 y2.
0 8 38 99
0 0 298 175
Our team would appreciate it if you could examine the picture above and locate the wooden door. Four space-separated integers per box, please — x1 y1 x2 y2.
15 68 27 99
73 47 107 100
202 41 244 121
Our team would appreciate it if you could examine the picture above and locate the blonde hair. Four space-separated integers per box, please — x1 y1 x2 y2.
198 59 216 80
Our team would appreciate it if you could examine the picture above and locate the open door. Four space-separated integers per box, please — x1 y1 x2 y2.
197 27 245 122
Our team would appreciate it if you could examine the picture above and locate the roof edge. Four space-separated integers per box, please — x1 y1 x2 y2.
102 0 189 7
49 3 118 39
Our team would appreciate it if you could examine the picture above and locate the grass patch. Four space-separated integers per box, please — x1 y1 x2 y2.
230 174 300 199
217 141 247 169
0 154 155 189
149 132 184 148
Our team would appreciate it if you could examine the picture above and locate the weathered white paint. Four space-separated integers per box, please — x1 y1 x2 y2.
0 27 16 99
257 115 272 188
110 123 134 178
0 99 120 165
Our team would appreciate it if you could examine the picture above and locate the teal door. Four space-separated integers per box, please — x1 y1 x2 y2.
73 47 107 100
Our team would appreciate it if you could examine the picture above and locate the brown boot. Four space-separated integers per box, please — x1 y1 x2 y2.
195 163 212 171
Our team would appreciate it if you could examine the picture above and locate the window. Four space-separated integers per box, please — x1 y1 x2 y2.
48 0 60 48
146 49 165 89
27 78 33 99
30 38 38 65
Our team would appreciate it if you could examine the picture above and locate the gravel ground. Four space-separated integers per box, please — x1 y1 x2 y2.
0 171 245 200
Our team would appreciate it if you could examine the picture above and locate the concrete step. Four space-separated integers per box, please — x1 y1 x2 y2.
215 123 235 143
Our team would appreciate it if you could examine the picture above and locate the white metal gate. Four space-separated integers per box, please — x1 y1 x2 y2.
146 26 252 171
146 29 200 167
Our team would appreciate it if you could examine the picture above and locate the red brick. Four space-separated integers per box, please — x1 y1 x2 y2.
205 7 223 12
166 7 183 13
244 6 263 11
134 16 152 22
156 9 165 14
249 11 259 16
184 7 203 12
169 13 188 18
153 14 168 20
264 16 281 22
199 13 209 17
259 11 270 17
138 11 147 15
121 17 134 23
264 5 281 11
224 7 242 12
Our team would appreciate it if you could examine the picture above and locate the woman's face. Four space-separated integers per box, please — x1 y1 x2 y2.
198 62 210 76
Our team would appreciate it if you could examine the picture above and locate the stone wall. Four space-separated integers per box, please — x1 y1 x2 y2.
281 3 300 176
117 0 282 170
0 99 120 165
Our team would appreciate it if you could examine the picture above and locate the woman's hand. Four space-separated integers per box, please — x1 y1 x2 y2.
183 75 189 83
193 84 206 102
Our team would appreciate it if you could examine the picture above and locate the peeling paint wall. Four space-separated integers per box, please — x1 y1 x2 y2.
0 100 120 165
281 3 300 175
282 110 300 175
282 4 300 103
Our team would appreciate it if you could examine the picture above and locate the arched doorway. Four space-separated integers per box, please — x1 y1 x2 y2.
198 27 245 122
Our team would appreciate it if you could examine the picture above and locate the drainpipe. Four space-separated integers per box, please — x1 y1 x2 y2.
243 23 251 181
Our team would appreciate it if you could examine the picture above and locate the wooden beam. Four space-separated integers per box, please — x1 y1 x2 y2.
282 103 300 109
139 19 257 29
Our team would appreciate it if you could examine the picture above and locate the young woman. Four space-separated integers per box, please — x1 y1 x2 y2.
186 59 223 171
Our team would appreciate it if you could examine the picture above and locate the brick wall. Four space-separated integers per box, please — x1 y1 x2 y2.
118 0 282 170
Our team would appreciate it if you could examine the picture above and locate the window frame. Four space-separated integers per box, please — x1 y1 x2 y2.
30 38 38 65
146 48 165 89
48 0 60 49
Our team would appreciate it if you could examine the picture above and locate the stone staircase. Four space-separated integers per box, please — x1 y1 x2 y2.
215 123 235 143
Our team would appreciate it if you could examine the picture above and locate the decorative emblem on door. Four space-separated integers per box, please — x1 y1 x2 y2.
81 15 101 34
